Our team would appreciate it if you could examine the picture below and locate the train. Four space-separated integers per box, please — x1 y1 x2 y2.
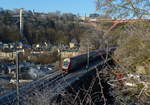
62 47 116 72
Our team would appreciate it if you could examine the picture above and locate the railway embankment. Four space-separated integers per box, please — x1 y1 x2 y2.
54 63 115 105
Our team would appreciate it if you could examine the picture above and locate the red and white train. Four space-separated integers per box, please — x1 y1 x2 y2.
62 47 116 72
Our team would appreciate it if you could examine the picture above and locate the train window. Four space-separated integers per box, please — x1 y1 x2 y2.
63 58 70 67
64 61 69 66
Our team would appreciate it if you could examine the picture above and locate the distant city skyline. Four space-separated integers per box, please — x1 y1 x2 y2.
0 0 99 16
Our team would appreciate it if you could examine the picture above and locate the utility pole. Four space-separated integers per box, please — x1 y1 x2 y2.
85 13 86 21
19 8 27 43
58 49 62 69
15 8 23 105
16 51 20 105
86 42 90 69
20 8 23 38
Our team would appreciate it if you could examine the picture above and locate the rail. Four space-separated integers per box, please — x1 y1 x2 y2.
0 70 64 105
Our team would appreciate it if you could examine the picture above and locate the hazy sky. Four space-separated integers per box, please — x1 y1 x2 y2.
0 0 98 16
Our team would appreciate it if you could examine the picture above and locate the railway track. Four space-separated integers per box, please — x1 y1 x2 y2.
0 70 65 105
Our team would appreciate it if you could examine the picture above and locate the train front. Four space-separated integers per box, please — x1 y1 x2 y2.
62 58 71 72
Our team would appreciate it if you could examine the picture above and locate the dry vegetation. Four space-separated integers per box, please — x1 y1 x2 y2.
114 22 150 72
110 21 150 104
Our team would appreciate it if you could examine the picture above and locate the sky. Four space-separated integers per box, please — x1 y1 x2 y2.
0 0 98 16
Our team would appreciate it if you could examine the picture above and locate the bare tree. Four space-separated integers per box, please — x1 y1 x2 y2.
95 0 150 18
79 27 106 53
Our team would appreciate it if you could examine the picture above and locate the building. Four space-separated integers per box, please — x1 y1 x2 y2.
69 39 78 49
0 51 16 60
60 49 79 59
